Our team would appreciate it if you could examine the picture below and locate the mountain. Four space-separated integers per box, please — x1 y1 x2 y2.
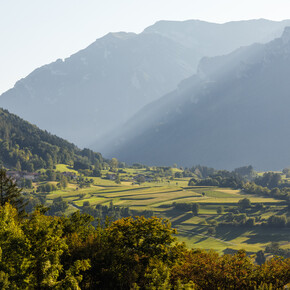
144 18 290 56
0 108 104 171
1 19 290 148
105 27 290 171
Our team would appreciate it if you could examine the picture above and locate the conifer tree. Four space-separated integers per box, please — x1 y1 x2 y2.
0 169 24 212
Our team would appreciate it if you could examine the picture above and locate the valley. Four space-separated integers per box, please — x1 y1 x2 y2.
22 164 290 255
1 10 290 287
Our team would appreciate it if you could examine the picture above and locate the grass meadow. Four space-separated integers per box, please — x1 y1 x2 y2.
31 165 290 253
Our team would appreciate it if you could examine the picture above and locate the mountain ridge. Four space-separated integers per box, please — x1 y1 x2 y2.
104 26 290 170
1 19 290 149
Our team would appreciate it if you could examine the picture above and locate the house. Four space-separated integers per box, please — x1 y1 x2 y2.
23 172 39 181
7 171 39 181
62 171 77 179
6 171 21 181
106 173 116 180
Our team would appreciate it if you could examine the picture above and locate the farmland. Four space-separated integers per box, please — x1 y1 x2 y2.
26 164 290 254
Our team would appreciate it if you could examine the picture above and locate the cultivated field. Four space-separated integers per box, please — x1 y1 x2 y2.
30 165 290 254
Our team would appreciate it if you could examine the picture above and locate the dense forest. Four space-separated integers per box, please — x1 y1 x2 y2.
0 108 105 171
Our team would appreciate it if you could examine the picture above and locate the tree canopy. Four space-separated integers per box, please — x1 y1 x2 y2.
0 201 289 289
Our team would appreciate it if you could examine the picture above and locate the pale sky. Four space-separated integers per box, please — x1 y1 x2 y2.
1 0 290 95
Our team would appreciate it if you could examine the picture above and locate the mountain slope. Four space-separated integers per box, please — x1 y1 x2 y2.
105 27 290 171
0 108 104 171
0 32 196 147
1 19 290 148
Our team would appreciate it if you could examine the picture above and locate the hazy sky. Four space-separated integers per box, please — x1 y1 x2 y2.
1 0 290 94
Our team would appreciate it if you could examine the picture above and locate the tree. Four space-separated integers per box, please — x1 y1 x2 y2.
115 173 121 184
15 160 22 171
192 203 200 216
238 198 251 210
48 197 68 215
255 172 282 189
46 169 56 181
22 209 90 288
174 172 183 178
92 168 101 177
97 216 178 288
0 169 25 212
282 168 290 178
256 250 266 265
246 217 255 227
0 203 31 288
267 215 287 227
110 158 118 172
217 206 224 214
59 175 68 189
136 175 146 184
234 165 255 179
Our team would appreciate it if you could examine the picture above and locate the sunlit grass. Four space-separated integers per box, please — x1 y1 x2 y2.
30 166 290 253
55 164 78 174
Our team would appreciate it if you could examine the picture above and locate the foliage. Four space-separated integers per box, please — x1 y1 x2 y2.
255 172 282 189
0 203 90 288
0 202 289 289
82 203 132 226
238 198 251 210
217 206 224 214
265 242 290 258
267 215 287 227
36 182 58 193
0 169 25 212
188 170 244 189
171 249 290 289
0 108 105 170
48 197 69 216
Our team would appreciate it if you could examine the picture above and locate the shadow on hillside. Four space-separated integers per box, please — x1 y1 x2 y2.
172 213 194 226
176 225 206 237
163 208 185 219
244 228 290 244
215 227 248 241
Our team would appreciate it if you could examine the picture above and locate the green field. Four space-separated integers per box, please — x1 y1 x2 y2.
29 166 290 254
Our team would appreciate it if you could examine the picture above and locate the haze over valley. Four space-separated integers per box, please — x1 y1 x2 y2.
105 26 290 170
1 19 290 171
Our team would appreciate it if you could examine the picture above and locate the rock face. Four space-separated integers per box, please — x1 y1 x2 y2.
1 19 290 148
0 32 196 147
105 27 290 171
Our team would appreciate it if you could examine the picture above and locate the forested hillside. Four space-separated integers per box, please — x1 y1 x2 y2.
0 108 104 171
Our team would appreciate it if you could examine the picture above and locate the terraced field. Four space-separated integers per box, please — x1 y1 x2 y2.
39 168 289 254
